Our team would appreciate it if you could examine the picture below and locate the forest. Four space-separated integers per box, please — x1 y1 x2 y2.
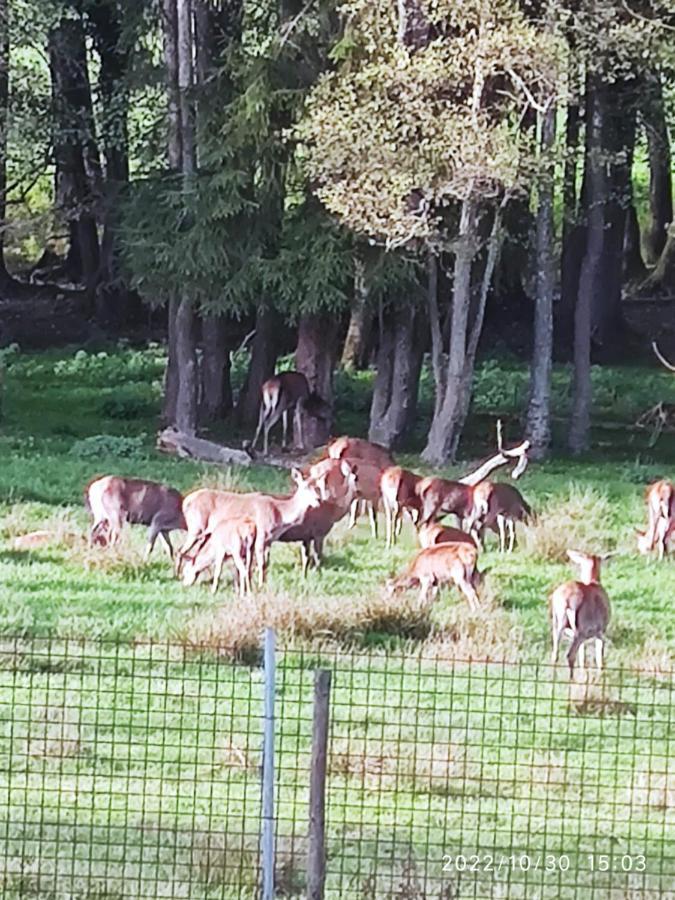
0 0 673 462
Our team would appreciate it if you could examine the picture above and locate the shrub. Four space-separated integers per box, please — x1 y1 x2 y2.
69 433 148 460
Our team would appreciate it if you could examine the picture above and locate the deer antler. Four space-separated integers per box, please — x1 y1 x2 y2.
653 341 675 373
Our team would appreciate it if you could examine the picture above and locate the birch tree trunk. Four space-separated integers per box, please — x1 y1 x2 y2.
643 71 672 265
341 253 372 370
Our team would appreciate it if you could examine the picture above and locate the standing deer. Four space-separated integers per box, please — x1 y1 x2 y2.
380 467 424 548
387 543 482 610
278 461 358 575
637 479 674 560
180 517 257 595
549 550 612 678
252 371 330 455
85 476 185 559
326 436 395 469
470 481 532 552
178 469 322 586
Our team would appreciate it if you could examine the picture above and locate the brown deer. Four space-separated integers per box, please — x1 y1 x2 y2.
326 436 394 469
549 550 612 678
416 477 476 526
277 462 358 575
252 371 330 455
85 476 185 559
387 543 482 610
417 522 477 550
178 469 321 587
637 479 674 560
470 481 532 552
380 467 424 548
181 517 257 595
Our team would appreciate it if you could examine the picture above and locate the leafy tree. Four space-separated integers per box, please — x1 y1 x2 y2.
300 0 559 461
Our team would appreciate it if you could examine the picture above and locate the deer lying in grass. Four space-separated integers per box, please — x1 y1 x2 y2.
470 481 532 552
637 479 674 560
549 550 612 678
417 522 478 549
278 461 358 575
180 518 257 595
252 371 330 455
85 476 185 559
388 543 482 610
178 469 321 587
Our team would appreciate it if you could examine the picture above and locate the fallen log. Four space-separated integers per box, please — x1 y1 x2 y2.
156 428 320 470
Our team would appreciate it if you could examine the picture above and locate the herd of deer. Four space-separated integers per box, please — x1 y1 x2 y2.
81 367 674 680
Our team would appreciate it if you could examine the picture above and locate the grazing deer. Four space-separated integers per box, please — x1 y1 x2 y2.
637 479 674 560
277 464 358 575
380 467 424 548
85 476 185 559
178 469 321 587
417 522 477 550
549 550 612 678
470 481 532 552
252 371 330 455
327 436 394 470
387 543 482 610
181 517 257 595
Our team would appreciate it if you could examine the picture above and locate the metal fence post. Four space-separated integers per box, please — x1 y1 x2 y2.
307 669 332 900
261 628 276 900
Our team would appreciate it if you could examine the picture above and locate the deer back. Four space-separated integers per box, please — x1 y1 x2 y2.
418 522 477 549
327 436 394 469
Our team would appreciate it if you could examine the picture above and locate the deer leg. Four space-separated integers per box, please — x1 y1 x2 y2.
160 532 174 559
566 633 584 679
507 519 516 553
594 638 604 673
348 498 359 530
281 409 289 450
311 538 323 568
252 403 267 451
368 503 378 538
294 404 304 450
300 543 311 578
497 515 506 553
577 641 586 677
211 551 226 594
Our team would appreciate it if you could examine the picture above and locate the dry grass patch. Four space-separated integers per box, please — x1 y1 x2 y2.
421 602 525 665
177 589 432 661
628 635 675 680
521 484 617 562
19 705 86 760
567 679 637 717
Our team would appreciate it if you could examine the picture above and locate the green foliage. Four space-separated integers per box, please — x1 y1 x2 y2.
299 0 560 246
68 433 149 461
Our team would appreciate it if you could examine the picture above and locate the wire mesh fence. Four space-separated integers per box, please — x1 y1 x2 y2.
0 636 672 899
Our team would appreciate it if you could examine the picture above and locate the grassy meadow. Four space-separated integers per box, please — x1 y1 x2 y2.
0 344 673 898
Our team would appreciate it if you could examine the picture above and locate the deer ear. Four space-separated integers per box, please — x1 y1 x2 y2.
566 549 584 565
340 460 355 479
290 467 303 485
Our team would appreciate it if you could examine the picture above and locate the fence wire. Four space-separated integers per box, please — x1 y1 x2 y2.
0 637 672 899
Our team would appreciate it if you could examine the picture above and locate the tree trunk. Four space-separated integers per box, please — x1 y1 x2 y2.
559 77 583 347
174 0 198 433
48 16 101 292
368 301 423 449
200 315 232 422
623 204 646 283
295 312 339 448
643 71 672 265
88 0 136 326
569 80 605 455
236 303 280 427
525 102 556 459
422 200 478 464
0 0 11 291
640 222 675 295
161 0 181 425
341 253 372 370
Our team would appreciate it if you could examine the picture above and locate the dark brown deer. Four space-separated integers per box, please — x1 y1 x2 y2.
549 550 612 678
252 371 330 455
85 476 185 559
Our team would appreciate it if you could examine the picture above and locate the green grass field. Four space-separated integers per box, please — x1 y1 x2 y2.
0 345 673 898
